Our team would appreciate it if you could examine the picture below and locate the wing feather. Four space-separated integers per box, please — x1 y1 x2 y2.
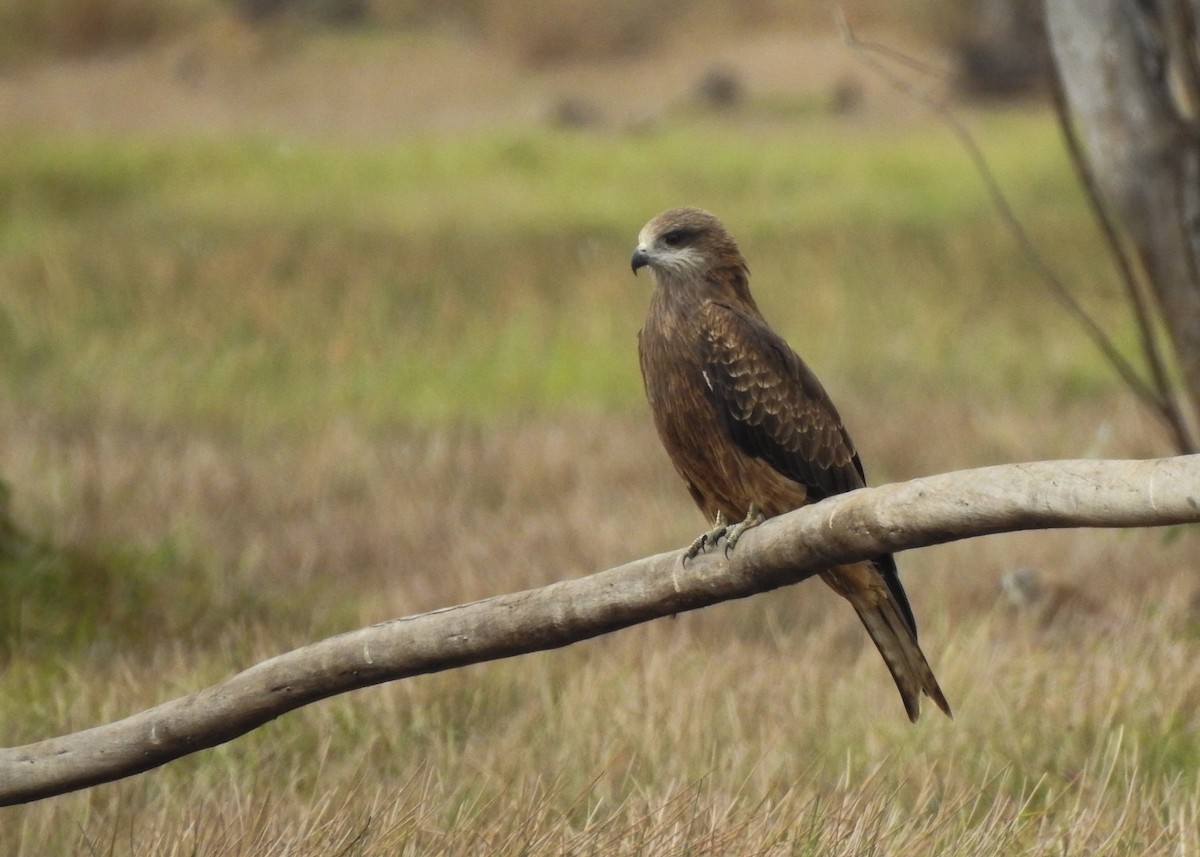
700 300 920 638
700 300 864 502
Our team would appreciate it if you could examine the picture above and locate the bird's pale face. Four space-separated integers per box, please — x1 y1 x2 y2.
630 207 720 280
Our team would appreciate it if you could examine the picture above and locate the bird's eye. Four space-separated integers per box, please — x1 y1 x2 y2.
661 229 688 248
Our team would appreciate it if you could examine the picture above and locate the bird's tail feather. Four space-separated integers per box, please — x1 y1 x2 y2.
829 565 952 722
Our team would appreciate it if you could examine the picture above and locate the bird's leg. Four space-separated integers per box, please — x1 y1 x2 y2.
682 505 766 562
683 511 728 563
722 503 765 555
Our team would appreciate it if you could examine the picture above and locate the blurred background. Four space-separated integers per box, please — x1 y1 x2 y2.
2 2 1197 854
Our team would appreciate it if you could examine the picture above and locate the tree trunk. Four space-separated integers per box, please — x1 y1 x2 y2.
1045 0 1200 448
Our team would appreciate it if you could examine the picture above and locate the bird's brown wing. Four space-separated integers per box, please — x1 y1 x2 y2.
699 300 864 503
700 299 919 638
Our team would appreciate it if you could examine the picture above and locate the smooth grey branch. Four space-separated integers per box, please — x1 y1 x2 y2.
2 456 1198 805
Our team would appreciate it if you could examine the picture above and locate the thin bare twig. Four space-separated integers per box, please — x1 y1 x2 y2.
1164 0 1200 120
835 10 1170 421
1044 45 1198 453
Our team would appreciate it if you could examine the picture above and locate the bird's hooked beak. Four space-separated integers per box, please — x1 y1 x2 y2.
631 245 652 275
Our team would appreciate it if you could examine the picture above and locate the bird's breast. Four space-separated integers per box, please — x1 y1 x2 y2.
640 316 801 522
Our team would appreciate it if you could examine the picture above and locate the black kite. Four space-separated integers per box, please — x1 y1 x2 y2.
632 206 950 722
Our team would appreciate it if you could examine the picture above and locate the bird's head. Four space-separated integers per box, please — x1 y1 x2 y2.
630 207 751 302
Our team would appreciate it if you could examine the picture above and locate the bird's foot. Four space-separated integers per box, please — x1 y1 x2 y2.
683 511 728 563
722 505 765 556
681 507 766 563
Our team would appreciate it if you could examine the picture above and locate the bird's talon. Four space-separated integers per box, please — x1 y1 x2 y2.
721 507 765 555
683 508 766 562
682 512 728 563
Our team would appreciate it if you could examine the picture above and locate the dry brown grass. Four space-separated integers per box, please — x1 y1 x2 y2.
3 392 1199 854
0 0 947 73
0 0 214 64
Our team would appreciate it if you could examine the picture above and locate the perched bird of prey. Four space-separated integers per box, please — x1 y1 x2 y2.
632 206 950 722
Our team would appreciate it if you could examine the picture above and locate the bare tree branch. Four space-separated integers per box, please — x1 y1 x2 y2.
1044 49 1194 452
1164 0 1200 118
835 12 1169 419
3 457 1199 807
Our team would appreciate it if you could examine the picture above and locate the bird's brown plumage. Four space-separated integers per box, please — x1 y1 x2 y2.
632 206 950 722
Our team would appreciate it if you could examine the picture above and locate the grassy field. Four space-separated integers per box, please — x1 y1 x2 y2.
0 111 1127 428
2 55 1199 854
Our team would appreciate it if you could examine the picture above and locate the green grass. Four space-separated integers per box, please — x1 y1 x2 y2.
0 110 1129 435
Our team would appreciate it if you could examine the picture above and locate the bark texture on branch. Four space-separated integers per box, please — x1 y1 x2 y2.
2 457 1199 806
